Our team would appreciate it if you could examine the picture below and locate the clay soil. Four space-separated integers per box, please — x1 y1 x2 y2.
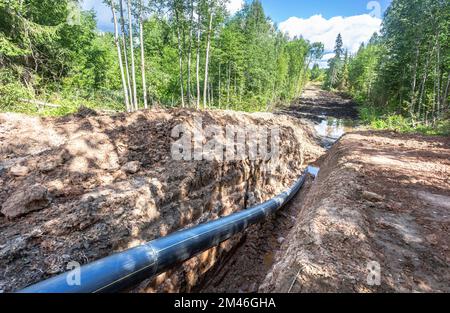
1 85 449 293
261 130 450 292
0 108 323 292
199 86 450 293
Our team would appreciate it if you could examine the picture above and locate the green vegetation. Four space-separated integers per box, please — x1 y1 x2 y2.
0 0 324 115
0 0 122 114
2 0 447 137
325 0 449 136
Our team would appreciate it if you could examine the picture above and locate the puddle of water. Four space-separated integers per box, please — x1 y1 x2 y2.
314 118 356 148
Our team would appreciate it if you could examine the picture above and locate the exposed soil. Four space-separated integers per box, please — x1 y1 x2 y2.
0 109 323 292
261 130 450 292
1 85 448 293
193 176 316 293
278 83 359 123
193 84 358 293
194 85 450 293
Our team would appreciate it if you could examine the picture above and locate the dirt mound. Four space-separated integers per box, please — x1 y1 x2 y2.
260 131 450 293
0 109 324 292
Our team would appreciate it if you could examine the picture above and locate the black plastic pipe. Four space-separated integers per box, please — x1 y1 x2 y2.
19 166 318 293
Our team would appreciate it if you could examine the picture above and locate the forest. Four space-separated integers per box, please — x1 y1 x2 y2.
0 0 449 134
0 0 324 114
325 0 449 134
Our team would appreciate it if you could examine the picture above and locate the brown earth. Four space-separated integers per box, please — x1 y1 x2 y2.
1 85 449 293
193 86 450 294
0 108 323 292
278 83 359 122
260 131 450 292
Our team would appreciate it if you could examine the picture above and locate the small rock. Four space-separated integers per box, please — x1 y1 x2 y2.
10 165 29 176
362 191 384 202
122 161 141 174
38 160 60 172
425 234 438 245
1 184 50 218
277 237 285 244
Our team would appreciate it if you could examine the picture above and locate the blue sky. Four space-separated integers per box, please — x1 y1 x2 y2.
82 0 392 66
258 0 391 23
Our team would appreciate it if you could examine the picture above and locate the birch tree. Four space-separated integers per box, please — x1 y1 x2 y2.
203 3 213 109
139 0 148 108
186 0 194 105
119 0 133 111
109 0 131 112
127 0 138 110
173 0 185 107
195 0 201 109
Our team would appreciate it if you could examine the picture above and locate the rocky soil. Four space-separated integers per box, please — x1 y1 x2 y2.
0 108 323 292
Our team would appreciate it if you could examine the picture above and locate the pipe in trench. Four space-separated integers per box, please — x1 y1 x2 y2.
19 166 319 293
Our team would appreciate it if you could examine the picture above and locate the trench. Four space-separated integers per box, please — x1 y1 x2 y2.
193 87 359 293
2 86 358 293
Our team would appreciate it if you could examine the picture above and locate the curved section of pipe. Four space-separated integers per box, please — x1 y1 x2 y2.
19 166 319 293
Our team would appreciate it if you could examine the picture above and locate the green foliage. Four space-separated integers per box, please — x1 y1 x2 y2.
310 64 324 82
0 69 32 111
345 0 449 135
358 103 449 136
0 0 327 115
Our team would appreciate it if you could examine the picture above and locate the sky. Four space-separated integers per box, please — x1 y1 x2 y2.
81 0 392 66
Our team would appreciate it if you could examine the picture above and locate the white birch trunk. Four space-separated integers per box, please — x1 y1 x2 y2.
175 5 185 108
139 0 148 109
119 0 133 111
110 0 131 112
203 11 213 109
195 4 201 109
127 0 138 111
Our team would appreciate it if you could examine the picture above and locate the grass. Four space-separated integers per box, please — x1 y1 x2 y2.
358 104 450 136
0 91 124 117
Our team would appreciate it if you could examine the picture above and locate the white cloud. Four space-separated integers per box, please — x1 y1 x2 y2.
279 14 381 55
226 0 244 15
82 0 245 32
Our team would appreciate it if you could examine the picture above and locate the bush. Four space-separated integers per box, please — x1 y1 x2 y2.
358 103 449 136
0 69 34 113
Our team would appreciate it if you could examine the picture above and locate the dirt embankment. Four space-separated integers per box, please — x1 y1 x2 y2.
0 109 323 292
193 84 360 293
260 131 450 293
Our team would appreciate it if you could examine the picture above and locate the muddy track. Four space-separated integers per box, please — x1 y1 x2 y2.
277 84 359 122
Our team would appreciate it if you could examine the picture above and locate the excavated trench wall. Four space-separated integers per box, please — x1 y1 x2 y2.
0 109 323 292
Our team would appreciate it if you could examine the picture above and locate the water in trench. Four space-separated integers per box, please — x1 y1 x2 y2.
314 117 357 149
